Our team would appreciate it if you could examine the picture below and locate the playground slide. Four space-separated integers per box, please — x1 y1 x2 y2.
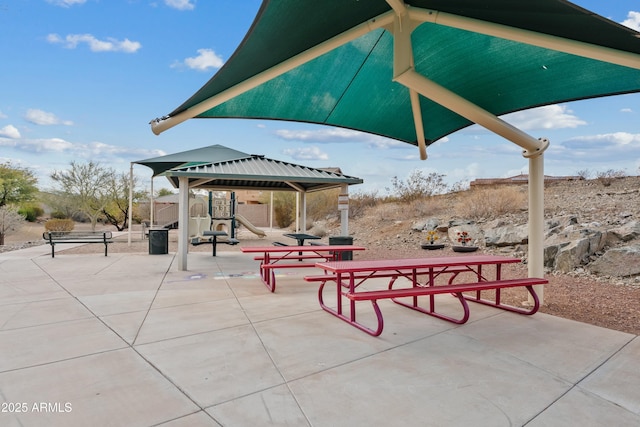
235 214 267 238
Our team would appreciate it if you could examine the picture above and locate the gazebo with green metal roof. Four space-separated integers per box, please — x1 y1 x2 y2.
131 144 362 270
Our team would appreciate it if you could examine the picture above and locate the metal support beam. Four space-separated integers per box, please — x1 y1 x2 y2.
395 68 547 154
392 12 427 160
127 163 133 246
340 184 349 236
528 150 546 305
178 176 189 271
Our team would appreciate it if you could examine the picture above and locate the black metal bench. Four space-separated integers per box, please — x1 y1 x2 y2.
43 231 113 258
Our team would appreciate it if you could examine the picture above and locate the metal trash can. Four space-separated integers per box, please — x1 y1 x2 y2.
149 228 169 255
329 235 354 260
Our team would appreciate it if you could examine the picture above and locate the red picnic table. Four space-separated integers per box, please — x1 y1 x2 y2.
241 245 366 292
305 255 547 336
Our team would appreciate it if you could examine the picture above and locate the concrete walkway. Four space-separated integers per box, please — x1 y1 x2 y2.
0 243 638 426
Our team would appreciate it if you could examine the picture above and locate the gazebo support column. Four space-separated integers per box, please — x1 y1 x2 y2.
528 151 545 305
340 184 349 236
178 176 189 271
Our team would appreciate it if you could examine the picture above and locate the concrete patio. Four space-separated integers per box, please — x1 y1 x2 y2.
1 241 639 426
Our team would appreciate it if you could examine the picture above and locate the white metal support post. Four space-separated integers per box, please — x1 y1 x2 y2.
301 192 307 232
178 176 189 271
127 163 133 246
340 184 349 236
527 148 546 305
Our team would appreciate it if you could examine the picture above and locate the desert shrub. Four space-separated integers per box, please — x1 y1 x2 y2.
576 169 592 180
596 169 625 187
307 188 340 221
50 210 68 219
348 189 380 219
409 196 445 217
454 187 526 220
386 170 447 203
18 204 44 222
272 192 295 228
44 218 75 232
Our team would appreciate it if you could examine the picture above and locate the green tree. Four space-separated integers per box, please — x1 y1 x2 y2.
0 162 38 207
50 161 111 230
156 188 174 197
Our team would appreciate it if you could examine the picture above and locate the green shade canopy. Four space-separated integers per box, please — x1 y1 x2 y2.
150 0 640 156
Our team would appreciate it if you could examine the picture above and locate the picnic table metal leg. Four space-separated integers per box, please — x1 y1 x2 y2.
316 275 384 336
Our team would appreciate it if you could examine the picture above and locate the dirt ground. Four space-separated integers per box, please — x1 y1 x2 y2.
5 219 639 336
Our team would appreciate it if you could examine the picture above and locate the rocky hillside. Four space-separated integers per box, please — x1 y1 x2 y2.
322 176 640 284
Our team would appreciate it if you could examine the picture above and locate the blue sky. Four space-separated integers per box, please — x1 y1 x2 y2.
1 1 639 195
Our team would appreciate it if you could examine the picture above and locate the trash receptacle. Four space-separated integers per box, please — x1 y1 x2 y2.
329 235 353 260
149 228 168 255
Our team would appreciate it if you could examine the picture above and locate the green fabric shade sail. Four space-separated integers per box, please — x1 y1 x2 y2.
150 0 640 158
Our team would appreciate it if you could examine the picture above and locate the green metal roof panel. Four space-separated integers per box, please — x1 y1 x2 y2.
134 144 252 176
163 154 363 192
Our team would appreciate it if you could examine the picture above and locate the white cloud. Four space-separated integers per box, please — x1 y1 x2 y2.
46 0 86 7
175 48 224 71
282 146 329 161
0 136 166 159
621 108 633 113
621 11 640 31
47 33 141 53
274 127 410 151
568 132 640 149
0 137 74 153
0 125 20 139
0 111 7 119
24 109 73 126
501 104 586 130
276 127 365 142
165 0 195 11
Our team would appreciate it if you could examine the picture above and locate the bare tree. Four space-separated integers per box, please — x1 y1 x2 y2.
102 172 145 231
0 205 26 245
50 161 111 230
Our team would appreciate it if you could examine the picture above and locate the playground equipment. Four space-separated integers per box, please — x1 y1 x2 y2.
236 214 266 237
188 196 211 239
191 192 265 245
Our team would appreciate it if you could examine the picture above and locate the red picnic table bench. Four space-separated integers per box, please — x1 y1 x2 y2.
304 255 548 336
241 245 366 292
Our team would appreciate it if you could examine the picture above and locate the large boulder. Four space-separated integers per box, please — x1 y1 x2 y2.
588 244 640 277
554 239 591 272
484 224 528 247
543 228 607 272
411 217 441 231
606 221 640 244
448 224 482 246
